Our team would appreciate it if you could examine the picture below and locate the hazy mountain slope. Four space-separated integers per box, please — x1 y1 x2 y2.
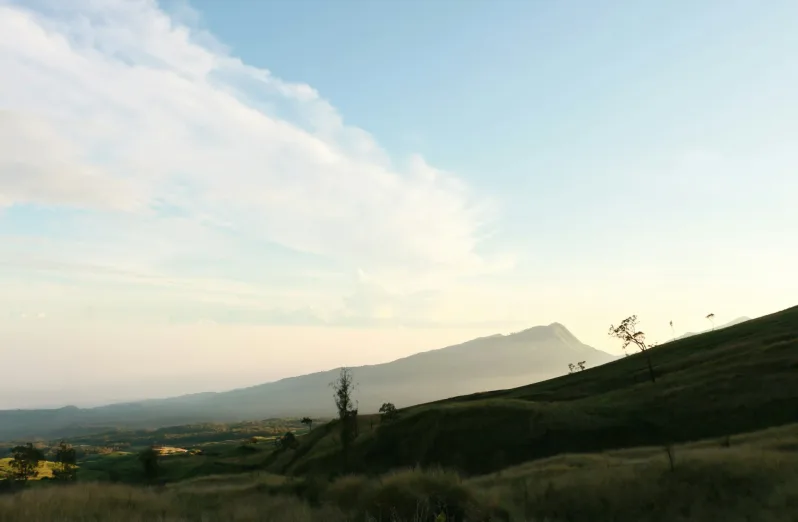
675 316 751 340
0 323 616 440
280 304 798 477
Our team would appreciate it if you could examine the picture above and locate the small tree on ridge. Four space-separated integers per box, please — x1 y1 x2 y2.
331 367 357 471
609 315 657 383
379 402 399 422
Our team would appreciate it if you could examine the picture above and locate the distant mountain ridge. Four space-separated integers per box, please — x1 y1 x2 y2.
0 323 617 440
675 317 752 340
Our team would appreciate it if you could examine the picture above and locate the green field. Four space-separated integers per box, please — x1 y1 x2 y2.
1 304 796 521
0 419 313 486
76 438 291 483
0 458 56 480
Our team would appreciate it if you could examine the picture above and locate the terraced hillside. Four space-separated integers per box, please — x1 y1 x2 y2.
276 305 798 477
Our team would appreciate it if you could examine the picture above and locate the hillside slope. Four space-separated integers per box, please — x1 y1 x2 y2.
280 304 798 477
675 316 751 340
0 323 615 440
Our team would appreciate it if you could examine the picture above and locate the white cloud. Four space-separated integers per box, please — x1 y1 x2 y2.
0 0 509 295
0 110 144 210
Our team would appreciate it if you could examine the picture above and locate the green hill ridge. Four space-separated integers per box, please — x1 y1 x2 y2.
274 305 798 477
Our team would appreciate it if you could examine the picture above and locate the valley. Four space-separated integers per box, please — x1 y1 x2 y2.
0 322 616 441
2 304 797 521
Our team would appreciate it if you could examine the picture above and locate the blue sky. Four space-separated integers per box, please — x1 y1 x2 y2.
1 0 796 407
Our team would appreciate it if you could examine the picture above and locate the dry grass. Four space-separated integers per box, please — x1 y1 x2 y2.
0 482 343 522
1 424 797 521
470 423 798 522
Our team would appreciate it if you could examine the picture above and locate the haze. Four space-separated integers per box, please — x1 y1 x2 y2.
1 0 796 409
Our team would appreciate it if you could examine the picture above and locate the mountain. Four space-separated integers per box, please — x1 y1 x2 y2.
274 304 798 477
0 323 617 440
675 316 752 340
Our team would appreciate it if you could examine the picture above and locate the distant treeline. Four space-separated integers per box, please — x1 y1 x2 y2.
1 418 328 457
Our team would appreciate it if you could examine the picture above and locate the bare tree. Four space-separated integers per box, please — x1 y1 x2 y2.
609 315 656 383
330 367 358 471
706 313 715 331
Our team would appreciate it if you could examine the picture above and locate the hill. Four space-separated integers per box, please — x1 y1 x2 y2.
2 423 797 521
0 323 616 440
275 305 798 477
675 316 751 340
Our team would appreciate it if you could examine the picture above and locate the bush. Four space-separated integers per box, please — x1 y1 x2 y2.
325 468 505 522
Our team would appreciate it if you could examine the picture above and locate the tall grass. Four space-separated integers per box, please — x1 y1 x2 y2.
0 427 798 522
2 424 797 521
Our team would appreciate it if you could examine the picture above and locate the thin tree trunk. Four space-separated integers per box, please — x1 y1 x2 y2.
645 352 656 383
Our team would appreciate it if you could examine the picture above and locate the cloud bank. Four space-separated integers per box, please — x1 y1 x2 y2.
0 0 511 323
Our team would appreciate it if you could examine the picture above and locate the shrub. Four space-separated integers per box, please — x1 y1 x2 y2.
326 468 502 522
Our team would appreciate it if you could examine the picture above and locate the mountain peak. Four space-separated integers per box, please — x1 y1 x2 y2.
507 322 581 346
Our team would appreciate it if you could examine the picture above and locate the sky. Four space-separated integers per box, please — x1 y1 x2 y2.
1 0 796 408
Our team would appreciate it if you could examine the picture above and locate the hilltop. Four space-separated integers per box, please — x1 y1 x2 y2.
675 316 751 340
274 304 798 477
0 323 616 440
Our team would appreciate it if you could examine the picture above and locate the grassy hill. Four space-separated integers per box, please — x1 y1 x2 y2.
276 304 798 477
0 323 616 440
675 316 752 340
1 305 796 520
2 422 797 521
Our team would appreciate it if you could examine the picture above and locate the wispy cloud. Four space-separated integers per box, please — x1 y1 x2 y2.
0 0 510 316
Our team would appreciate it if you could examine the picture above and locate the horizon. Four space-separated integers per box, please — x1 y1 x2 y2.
1 0 796 409
2 313 759 411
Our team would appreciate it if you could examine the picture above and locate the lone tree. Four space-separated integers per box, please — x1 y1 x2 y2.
669 320 675 341
609 315 657 383
8 443 45 482
279 431 299 450
331 367 358 470
379 402 399 422
706 313 715 331
53 441 78 482
138 446 160 484
300 417 313 432
568 361 587 374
